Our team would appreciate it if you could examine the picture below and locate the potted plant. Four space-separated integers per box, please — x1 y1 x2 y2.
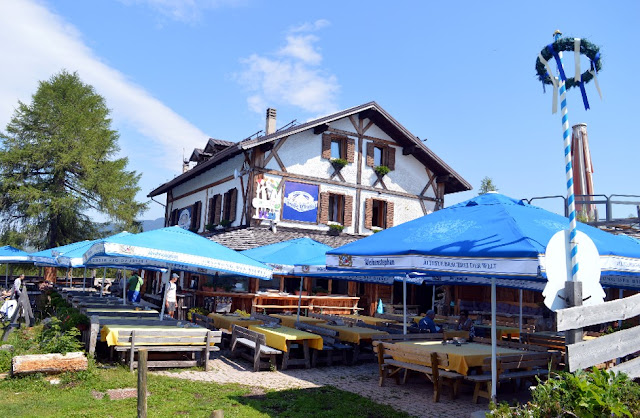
374 165 390 178
312 287 329 296
328 223 344 236
220 219 232 230
330 158 348 171
205 223 217 232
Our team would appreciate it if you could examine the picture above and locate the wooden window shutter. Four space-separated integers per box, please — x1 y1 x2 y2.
386 146 396 171
343 195 353 227
171 209 178 226
191 201 202 230
207 198 214 225
213 194 222 224
364 198 373 229
385 201 394 228
321 133 332 159
319 192 329 224
346 138 355 163
366 142 375 167
228 188 238 222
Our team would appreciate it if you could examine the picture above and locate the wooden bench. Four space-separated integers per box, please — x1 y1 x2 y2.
521 332 565 352
372 333 444 342
465 352 555 403
113 328 222 372
252 313 280 325
372 341 463 402
230 325 283 372
309 312 358 326
473 337 548 352
294 321 352 366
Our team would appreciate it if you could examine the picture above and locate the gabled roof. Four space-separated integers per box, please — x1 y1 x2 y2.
148 101 471 197
204 138 235 154
189 148 212 163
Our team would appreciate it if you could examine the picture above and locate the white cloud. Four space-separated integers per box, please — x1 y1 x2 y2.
0 0 206 171
118 0 242 23
237 19 340 116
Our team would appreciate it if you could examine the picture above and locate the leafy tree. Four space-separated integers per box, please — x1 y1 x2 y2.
479 176 498 195
0 70 146 249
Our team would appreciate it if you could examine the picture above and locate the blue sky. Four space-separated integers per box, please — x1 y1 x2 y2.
1 0 638 221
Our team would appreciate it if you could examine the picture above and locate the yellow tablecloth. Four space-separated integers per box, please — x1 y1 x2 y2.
269 314 326 328
340 314 398 326
87 308 159 314
474 325 520 339
315 323 388 344
396 341 522 375
101 325 208 347
208 313 263 331
379 313 424 324
248 325 324 352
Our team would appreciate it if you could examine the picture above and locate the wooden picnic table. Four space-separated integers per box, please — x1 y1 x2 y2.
208 313 263 332
474 324 520 339
269 314 326 328
315 323 388 344
100 324 207 347
382 313 425 324
85 307 159 316
249 324 323 370
339 314 398 326
395 340 523 375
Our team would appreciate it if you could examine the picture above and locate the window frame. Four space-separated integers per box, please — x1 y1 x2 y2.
330 138 346 160
328 193 345 225
371 199 387 229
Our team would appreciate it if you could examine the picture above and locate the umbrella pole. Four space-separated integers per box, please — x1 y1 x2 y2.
519 289 523 342
100 268 106 297
5 264 8 289
431 284 436 311
159 269 171 321
491 277 497 402
122 269 126 305
403 275 407 335
67 268 70 288
83 267 86 292
296 277 303 323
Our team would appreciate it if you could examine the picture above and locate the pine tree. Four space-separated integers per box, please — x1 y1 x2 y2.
0 70 146 249
479 177 498 195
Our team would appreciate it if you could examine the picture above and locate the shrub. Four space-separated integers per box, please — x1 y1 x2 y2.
205 223 217 232
38 318 83 354
220 219 232 227
330 158 348 169
374 165 390 176
490 368 640 417
187 307 209 321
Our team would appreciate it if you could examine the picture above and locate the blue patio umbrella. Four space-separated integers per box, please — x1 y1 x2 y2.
0 246 31 288
82 226 272 318
326 193 640 399
30 241 92 267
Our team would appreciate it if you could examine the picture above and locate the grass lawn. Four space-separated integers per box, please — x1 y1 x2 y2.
0 364 411 417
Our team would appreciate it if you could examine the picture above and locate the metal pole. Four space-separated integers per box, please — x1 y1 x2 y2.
431 284 436 311
491 277 497 402
296 277 304 322
100 267 106 297
4 264 8 289
403 275 407 335
83 267 87 292
519 289 523 342
122 269 126 305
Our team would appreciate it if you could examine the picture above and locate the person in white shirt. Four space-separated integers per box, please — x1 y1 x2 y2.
12 274 24 300
165 273 178 318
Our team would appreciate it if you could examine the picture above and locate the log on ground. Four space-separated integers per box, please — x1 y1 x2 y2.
12 352 88 376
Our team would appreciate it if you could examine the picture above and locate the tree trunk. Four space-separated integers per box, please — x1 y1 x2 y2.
12 352 88 376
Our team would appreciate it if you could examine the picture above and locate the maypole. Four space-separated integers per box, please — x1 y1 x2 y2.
535 31 603 345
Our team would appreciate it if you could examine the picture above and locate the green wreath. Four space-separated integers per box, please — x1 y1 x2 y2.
535 38 602 90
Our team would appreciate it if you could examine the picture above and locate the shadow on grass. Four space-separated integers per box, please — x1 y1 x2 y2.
231 385 411 418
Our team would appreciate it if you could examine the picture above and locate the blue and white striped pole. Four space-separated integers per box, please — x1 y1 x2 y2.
554 30 579 283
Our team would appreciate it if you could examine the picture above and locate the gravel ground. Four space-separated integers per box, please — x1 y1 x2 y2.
155 350 502 417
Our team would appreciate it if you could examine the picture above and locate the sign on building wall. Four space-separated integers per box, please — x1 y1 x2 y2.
282 181 318 223
177 206 192 230
252 177 281 221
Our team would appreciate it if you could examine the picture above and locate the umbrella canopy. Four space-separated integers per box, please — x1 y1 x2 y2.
56 232 132 268
30 240 92 266
83 226 272 279
326 193 640 282
0 245 31 263
242 237 333 275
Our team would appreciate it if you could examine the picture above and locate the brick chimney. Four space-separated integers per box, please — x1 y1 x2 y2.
265 108 276 135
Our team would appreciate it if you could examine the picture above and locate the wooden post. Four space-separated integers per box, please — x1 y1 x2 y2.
137 349 148 418
89 316 99 355
564 280 583 367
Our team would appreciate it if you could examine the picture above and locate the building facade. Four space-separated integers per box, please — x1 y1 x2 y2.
149 102 471 238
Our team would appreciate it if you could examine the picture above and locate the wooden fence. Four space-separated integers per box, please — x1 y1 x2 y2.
556 292 640 377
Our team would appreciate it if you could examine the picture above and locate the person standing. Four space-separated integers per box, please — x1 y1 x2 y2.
12 274 24 300
127 272 144 303
165 273 178 318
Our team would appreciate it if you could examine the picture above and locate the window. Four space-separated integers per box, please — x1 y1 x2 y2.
328 194 345 224
331 139 344 159
366 142 396 170
371 199 386 228
365 198 394 230
222 188 238 223
208 194 222 225
319 192 353 226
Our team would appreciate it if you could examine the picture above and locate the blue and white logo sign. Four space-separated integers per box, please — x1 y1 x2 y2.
177 207 192 230
282 181 318 223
